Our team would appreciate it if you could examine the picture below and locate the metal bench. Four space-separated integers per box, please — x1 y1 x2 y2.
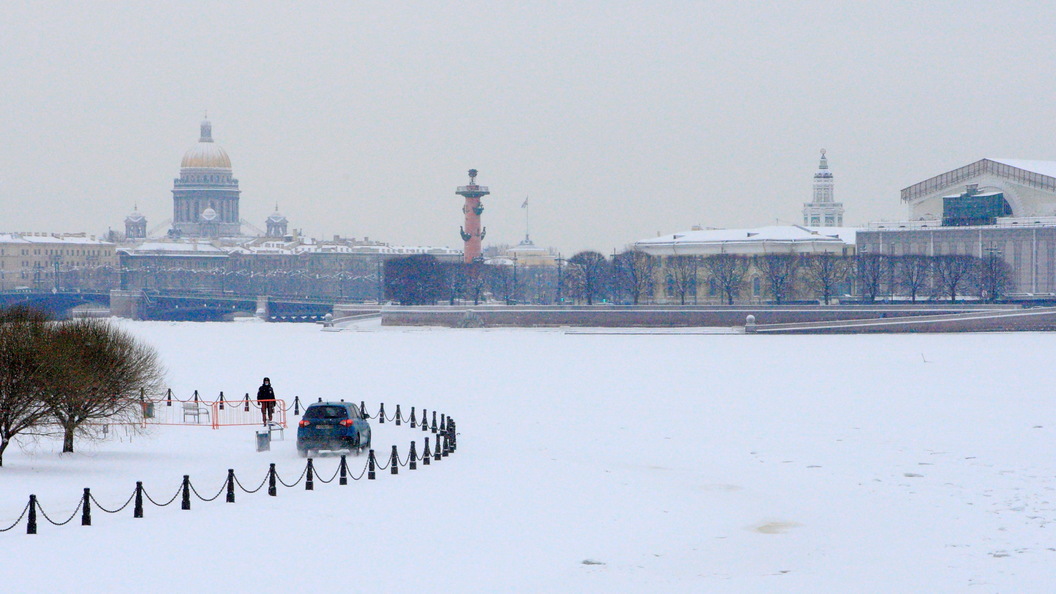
182 402 210 424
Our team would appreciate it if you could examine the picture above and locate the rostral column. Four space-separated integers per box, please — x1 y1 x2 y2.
456 169 491 263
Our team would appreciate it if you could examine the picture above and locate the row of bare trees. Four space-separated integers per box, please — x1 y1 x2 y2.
0 308 164 465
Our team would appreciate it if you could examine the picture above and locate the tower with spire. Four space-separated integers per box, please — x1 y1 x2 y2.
802 149 845 227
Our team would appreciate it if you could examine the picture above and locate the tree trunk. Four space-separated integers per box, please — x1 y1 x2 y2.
0 437 8 466
63 424 76 453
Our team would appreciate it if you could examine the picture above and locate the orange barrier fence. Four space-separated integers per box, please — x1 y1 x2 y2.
141 392 287 430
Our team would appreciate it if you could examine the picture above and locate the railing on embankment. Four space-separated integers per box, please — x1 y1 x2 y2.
380 304 1021 328
747 306 1056 333
0 401 457 535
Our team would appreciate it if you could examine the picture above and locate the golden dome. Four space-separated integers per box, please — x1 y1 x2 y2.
180 119 232 169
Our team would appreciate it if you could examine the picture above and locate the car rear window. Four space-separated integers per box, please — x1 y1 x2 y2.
304 405 348 420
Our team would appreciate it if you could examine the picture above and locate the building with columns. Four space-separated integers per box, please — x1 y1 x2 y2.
170 118 242 238
803 149 845 227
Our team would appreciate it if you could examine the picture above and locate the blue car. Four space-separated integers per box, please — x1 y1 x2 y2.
297 401 371 457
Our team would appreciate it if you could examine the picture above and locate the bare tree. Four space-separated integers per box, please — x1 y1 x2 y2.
802 253 850 304
893 255 932 302
755 253 800 304
667 255 700 305
612 250 655 305
975 254 1014 302
567 251 610 305
42 319 165 453
465 262 488 305
934 255 977 303
855 253 889 303
0 307 51 466
702 254 749 305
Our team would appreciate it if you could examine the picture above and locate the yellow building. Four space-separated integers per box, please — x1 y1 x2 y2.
0 233 117 291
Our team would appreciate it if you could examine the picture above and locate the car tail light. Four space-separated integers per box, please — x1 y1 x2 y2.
299 420 310 428
338 419 354 427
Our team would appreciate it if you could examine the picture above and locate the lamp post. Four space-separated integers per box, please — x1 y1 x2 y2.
555 253 565 304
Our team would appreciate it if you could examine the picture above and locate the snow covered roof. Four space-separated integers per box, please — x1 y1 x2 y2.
990 159 1056 179
0 233 112 245
634 225 857 256
120 241 226 256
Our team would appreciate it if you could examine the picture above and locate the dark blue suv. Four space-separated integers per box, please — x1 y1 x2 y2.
297 401 371 457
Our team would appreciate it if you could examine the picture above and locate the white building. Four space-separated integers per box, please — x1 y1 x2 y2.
803 149 845 227
635 225 856 257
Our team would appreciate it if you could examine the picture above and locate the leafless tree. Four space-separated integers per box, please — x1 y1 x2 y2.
667 255 700 305
755 253 800 304
612 250 655 305
41 319 165 453
702 254 749 305
0 307 52 466
855 253 889 303
465 262 488 305
802 253 850 304
567 251 610 305
934 255 977 303
892 255 932 302
975 254 1014 302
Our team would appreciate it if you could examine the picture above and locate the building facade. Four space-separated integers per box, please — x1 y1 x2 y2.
0 233 117 292
803 149 844 227
171 118 242 238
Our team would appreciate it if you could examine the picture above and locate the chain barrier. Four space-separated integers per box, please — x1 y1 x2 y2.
233 470 269 494
3 402 457 535
313 462 342 484
37 499 84 527
189 478 227 503
275 465 308 488
89 490 137 514
142 484 183 507
0 501 30 532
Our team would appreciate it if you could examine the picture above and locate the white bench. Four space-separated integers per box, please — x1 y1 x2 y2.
182 402 210 424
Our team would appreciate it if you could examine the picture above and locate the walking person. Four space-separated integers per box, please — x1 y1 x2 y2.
257 377 276 425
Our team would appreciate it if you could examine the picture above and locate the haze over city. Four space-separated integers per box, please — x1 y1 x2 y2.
2 2 1055 254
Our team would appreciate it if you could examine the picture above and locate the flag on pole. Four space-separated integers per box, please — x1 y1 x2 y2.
521 196 529 208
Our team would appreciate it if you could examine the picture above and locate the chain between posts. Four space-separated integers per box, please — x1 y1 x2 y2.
4 402 457 535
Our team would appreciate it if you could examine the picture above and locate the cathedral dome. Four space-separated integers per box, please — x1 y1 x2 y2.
181 118 232 169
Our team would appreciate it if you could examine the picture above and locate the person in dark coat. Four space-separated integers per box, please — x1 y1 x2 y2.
257 377 276 425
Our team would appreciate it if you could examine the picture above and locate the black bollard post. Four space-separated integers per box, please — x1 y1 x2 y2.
226 469 235 503
442 432 450 457
134 482 144 518
360 400 368 419
218 391 225 411
395 404 402 426
306 459 315 491
449 420 457 452
294 396 301 416
268 464 277 496
27 495 37 535
431 411 438 434
440 414 447 433
339 455 348 485
410 406 417 428
390 445 399 475
422 408 429 432
166 388 173 407
181 475 191 510
434 436 441 461
409 441 417 471
378 402 386 424
423 437 431 466
81 488 92 526
193 390 199 403
244 393 250 412
368 449 376 480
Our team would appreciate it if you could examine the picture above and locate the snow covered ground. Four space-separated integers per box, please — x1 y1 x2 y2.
3 320 1056 592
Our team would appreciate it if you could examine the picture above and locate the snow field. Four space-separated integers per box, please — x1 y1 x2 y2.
2 322 1056 592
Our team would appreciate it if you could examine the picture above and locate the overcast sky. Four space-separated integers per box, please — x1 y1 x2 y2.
2 1 1056 255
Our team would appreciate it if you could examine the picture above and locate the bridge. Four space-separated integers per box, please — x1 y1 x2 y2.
0 290 337 322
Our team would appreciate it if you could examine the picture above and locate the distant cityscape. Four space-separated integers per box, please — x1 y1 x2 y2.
5 117 1056 313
